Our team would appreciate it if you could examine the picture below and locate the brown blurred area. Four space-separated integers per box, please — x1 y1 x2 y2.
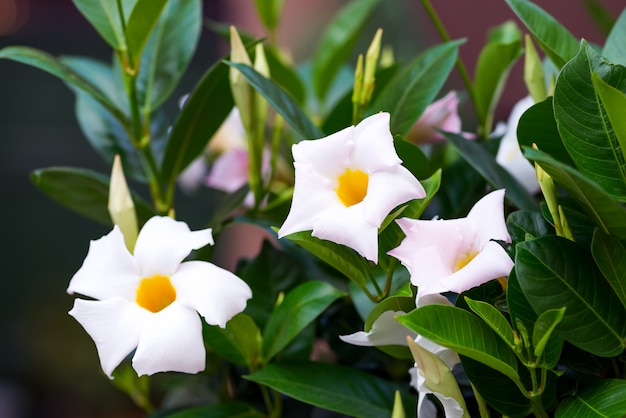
0 1 621 417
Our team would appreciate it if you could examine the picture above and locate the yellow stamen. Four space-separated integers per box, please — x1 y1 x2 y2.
136 275 176 313
454 251 477 272
336 169 369 207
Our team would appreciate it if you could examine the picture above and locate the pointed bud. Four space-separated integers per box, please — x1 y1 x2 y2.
524 34 546 103
229 26 254 134
391 390 406 418
534 144 564 236
361 28 382 105
108 155 138 252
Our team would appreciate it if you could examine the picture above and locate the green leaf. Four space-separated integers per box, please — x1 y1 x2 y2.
72 0 136 50
398 304 520 382
158 402 264 418
369 40 462 136
524 147 626 240
515 236 626 357
311 0 381 100
125 0 168 65
136 0 201 112
161 59 233 189
465 297 516 349
506 210 554 244
603 8 626 66
553 40 626 201
505 0 579 68
203 313 261 368
0 46 127 124
444 131 538 211
30 167 154 226
282 230 373 289
262 281 345 361
226 62 323 140
265 46 306 104
532 307 565 359
474 22 523 135
556 379 626 418
591 228 626 311
245 362 414 418
393 137 431 181
254 0 284 31
591 72 626 168
517 96 575 167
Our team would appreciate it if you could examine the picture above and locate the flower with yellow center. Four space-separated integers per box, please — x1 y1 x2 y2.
388 189 513 299
278 112 425 262
67 216 252 377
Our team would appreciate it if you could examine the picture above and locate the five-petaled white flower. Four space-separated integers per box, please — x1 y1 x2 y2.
388 189 513 299
278 112 425 263
67 216 252 378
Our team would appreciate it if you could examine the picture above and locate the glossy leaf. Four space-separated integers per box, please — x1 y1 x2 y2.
125 0 167 65
72 0 136 50
246 362 413 418
553 40 626 201
525 147 626 240
159 402 264 418
506 210 553 245
161 60 233 189
265 45 306 104
262 281 345 361
592 73 626 166
603 8 626 66
592 228 626 311
465 297 515 349
505 0 579 68
444 131 538 211
136 0 201 111
556 379 626 417
203 313 261 368
532 307 565 359
226 62 323 140
516 236 626 357
369 40 462 136
311 0 381 100
398 304 520 382
30 167 154 226
393 136 431 180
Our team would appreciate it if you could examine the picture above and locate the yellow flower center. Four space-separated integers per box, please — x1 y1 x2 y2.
136 274 176 313
454 251 478 272
336 169 369 207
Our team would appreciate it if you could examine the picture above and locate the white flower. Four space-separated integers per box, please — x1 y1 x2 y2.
408 91 464 144
278 112 425 263
67 216 252 377
388 189 513 299
495 96 540 194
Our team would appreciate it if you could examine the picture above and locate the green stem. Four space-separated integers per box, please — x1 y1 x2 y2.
419 0 480 130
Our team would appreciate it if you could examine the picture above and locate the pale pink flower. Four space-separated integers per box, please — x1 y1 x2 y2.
389 189 513 299
408 91 470 144
278 112 425 263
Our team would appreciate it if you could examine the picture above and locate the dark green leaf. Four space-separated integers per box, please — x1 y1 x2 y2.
524 147 626 240
393 137 431 180
203 313 261 368
603 8 626 66
516 236 626 357
246 362 414 418
72 0 136 50
311 0 381 100
445 132 538 211
505 0 579 68
398 304 520 381
369 40 462 136
506 210 554 245
30 167 154 226
157 402 263 418
556 379 626 417
591 228 626 311
554 40 626 201
262 281 345 361
125 0 168 65
592 72 626 167
265 46 305 104
465 297 516 349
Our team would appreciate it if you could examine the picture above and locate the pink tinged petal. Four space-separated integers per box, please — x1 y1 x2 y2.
411 91 462 144
351 113 402 170
363 166 425 226
133 216 213 277
67 226 140 301
467 189 511 244
132 302 205 376
417 241 513 298
205 148 250 193
291 125 353 179
178 157 209 194
171 261 252 327
69 298 148 378
311 204 379 262
339 311 417 347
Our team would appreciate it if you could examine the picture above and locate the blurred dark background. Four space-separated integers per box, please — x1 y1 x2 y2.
0 0 621 417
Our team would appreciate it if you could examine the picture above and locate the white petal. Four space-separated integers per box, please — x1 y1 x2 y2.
363 166 425 226
132 302 205 376
69 298 148 377
171 261 252 327
291 125 353 179
339 311 417 347
415 335 460 370
67 226 140 301
352 113 402 170
311 204 379 262
467 190 511 245
133 216 213 277
205 148 249 193
433 392 465 418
